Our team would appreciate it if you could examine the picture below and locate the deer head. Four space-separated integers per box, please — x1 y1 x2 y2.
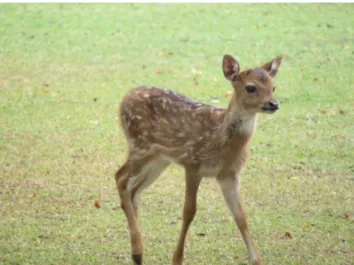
223 55 283 115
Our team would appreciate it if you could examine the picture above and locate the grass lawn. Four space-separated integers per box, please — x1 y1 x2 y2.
0 3 353 265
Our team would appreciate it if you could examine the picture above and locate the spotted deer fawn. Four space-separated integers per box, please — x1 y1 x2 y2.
115 54 283 265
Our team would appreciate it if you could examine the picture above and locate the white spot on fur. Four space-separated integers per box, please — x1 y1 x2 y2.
177 132 186 137
178 152 189 159
186 141 195 147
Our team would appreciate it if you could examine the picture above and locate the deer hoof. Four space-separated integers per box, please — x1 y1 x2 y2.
132 254 142 265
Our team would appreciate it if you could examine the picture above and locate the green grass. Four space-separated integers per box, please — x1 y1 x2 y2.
0 3 353 265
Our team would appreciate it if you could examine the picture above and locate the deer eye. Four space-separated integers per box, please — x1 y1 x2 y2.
245 85 257 94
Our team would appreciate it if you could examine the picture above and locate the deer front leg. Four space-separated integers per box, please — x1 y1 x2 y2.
217 174 263 265
172 167 202 265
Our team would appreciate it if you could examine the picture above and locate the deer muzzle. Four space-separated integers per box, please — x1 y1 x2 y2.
261 99 279 113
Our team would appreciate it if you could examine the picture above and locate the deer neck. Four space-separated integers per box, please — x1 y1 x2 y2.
218 98 258 141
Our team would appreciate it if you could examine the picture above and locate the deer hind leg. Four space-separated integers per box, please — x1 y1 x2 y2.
130 159 170 217
217 175 263 265
172 167 202 265
115 156 155 265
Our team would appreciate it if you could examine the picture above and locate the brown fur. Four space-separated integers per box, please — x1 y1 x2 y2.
115 54 283 265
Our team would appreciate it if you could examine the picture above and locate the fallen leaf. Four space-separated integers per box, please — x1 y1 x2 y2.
27 194 36 198
94 200 101 209
111 252 120 259
156 71 164 75
303 224 313 229
339 109 345 114
313 77 318 81
197 232 206 237
284 232 293 239
344 214 351 221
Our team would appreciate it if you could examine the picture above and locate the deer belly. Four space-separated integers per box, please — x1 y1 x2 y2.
199 163 222 177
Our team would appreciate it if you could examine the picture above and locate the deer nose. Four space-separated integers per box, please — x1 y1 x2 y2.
268 100 279 110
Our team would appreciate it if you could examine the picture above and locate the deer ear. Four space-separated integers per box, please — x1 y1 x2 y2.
261 56 283 78
222 55 240 81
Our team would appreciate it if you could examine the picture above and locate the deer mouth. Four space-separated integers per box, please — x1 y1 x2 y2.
261 106 278 114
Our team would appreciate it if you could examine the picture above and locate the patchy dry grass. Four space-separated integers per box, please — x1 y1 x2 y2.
0 3 353 265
